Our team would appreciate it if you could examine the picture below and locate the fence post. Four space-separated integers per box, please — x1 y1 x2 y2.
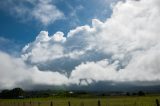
23 102 25 106
50 101 53 106
38 102 41 106
98 100 101 106
68 101 71 106
30 101 32 106
134 102 137 106
156 99 159 106
80 102 84 106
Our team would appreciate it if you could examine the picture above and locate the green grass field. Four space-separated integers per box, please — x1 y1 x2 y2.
0 95 160 106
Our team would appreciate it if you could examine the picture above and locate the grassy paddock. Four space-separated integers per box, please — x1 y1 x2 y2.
0 95 160 106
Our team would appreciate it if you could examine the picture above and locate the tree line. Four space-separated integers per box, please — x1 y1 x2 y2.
0 87 146 99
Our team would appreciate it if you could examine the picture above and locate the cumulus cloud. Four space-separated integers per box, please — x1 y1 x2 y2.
22 0 160 83
22 31 65 64
0 0 64 25
1 0 160 89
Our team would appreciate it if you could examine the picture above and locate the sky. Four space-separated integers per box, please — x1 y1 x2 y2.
0 0 114 45
0 0 160 90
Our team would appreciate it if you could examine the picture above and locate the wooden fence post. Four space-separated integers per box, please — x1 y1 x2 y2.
68 101 71 106
80 102 84 106
38 102 41 106
134 102 137 106
50 101 53 106
30 101 32 106
23 102 25 106
98 100 101 106
156 99 159 106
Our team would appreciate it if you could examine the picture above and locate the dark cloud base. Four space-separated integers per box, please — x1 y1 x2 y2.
27 82 160 93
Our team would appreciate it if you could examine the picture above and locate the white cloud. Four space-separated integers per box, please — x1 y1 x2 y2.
52 31 66 42
69 60 118 85
0 51 68 89
119 47 160 82
31 0 64 25
0 0 64 26
22 31 65 63
1 0 160 89
22 0 160 85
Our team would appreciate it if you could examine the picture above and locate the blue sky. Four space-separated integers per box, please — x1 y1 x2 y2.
0 0 114 47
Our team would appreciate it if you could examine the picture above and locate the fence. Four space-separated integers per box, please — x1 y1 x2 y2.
0 99 159 106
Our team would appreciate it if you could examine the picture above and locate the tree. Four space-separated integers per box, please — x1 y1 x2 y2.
11 88 24 98
126 92 130 96
0 89 11 98
138 91 145 96
0 88 24 99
